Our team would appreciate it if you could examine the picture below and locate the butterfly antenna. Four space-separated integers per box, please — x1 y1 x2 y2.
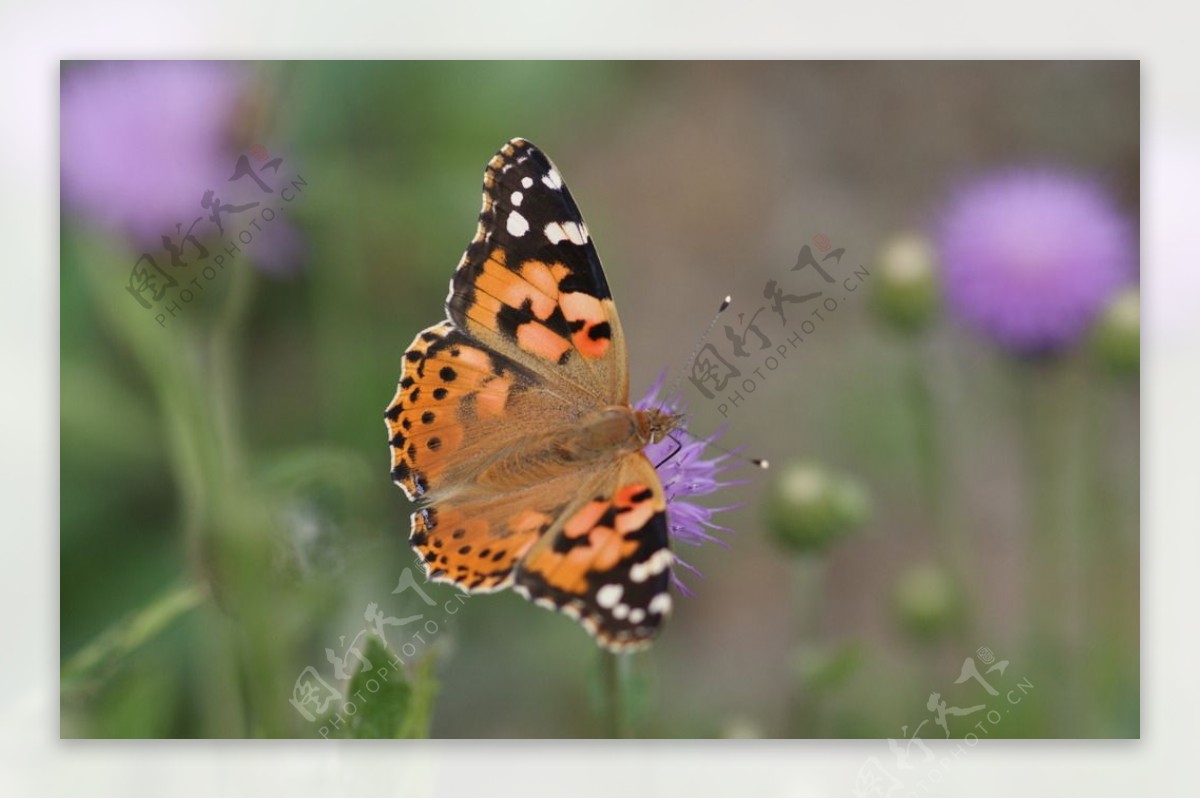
661 294 733 403
692 432 770 471
660 423 770 472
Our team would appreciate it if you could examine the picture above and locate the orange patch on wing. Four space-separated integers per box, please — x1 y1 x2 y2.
475 375 512 417
463 286 503 332
614 483 657 534
478 257 557 319
522 489 654 595
560 291 605 324
564 500 608 538
560 292 612 360
573 327 610 359
453 344 494 373
508 508 552 535
523 523 637 594
520 260 570 298
588 525 634 571
516 321 572 362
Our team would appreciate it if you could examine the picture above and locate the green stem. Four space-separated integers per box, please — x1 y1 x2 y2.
600 650 631 738
1016 356 1082 735
905 343 941 531
792 556 826 736
209 253 256 486
1083 373 1139 735
906 340 973 653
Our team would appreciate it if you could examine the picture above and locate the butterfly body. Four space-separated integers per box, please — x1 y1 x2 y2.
387 138 679 651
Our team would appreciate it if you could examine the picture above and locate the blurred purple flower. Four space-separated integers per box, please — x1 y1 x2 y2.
61 60 304 274
61 61 242 241
638 373 745 596
936 169 1135 353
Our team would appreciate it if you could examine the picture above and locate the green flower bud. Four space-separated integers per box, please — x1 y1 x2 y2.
1092 287 1139 377
871 232 939 334
765 462 870 554
892 563 962 640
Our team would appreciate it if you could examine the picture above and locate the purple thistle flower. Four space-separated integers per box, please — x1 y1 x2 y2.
637 372 746 596
61 60 305 274
936 169 1135 353
61 61 244 242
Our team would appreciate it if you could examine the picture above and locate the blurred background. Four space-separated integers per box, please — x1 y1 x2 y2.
59 61 1139 739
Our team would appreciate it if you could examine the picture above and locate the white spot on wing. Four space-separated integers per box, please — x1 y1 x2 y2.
542 167 562 190
544 221 588 245
521 176 533 189
613 603 629 620
629 608 645 624
596 583 623 609
648 593 672 616
511 191 523 207
630 549 673 583
506 210 529 237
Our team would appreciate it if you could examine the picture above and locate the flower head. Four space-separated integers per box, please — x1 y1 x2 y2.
936 169 1135 353
62 61 246 242
637 373 745 595
61 61 305 274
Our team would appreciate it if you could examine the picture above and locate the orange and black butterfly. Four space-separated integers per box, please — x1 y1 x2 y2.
386 138 683 651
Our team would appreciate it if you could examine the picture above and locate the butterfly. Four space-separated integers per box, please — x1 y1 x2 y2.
385 138 684 652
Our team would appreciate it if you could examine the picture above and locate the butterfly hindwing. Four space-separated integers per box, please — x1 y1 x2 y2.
515 452 674 652
409 481 573 592
446 138 628 403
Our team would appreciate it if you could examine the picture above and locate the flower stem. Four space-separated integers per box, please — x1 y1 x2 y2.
1017 356 1083 735
600 649 632 738
792 556 827 736
1082 372 1139 735
905 343 973 637
905 343 940 532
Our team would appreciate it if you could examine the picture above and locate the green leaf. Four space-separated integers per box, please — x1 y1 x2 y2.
345 636 438 739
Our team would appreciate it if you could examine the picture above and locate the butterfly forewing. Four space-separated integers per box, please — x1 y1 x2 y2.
445 138 629 404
